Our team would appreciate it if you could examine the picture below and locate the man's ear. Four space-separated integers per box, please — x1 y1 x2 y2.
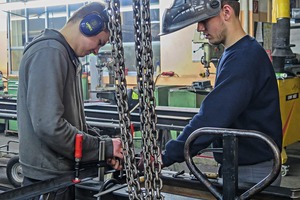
221 4 233 21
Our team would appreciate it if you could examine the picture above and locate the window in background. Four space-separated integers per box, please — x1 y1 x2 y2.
69 3 85 17
48 5 67 30
121 0 159 6
7 2 86 75
9 9 26 74
28 7 46 42
118 1 161 73
10 9 25 47
11 49 23 74
7 1 160 75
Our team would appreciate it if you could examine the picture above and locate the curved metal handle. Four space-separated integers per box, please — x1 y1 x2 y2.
184 127 281 200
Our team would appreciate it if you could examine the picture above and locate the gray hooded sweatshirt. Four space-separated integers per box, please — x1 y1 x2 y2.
17 29 112 180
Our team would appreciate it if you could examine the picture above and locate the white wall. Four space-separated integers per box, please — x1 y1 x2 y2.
291 28 300 55
159 0 206 77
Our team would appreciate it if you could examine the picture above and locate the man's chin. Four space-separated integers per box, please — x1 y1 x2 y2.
208 40 221 46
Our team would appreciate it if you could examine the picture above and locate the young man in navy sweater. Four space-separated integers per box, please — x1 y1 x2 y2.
160 0 282 185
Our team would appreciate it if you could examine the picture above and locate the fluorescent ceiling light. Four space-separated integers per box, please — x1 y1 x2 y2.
0 0 89 11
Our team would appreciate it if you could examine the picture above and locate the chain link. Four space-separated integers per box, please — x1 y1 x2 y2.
107 0 163 199
142 0 164 198
133 1 152 199
133 0 164 199
107 1 142 199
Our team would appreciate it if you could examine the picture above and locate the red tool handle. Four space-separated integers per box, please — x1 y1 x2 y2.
74 134 83 159
161 71 175 76
130 123 135 136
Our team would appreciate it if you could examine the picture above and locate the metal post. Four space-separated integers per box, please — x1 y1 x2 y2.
222 133 238 200
98 140 106 182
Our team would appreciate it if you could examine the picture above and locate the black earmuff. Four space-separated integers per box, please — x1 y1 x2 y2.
79 13 105 37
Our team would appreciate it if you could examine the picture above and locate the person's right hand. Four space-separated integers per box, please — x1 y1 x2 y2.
137 152 164 172
112 138 123 160
107 157 123 170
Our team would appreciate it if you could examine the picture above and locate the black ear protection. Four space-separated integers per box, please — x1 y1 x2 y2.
79 12 106 37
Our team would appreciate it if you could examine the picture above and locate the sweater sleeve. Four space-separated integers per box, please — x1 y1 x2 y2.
162 56 254 167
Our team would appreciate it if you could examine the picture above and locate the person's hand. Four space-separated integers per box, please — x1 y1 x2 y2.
112 138 123 160
107 157 123 170
137 152 164 172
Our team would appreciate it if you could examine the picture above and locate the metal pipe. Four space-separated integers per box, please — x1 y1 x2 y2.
272 0 294 73
98 141 105 182
276 0 290 18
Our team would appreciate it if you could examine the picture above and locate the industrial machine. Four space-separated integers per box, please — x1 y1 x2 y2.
89 50 116 103
192 31 223 78
271 0 300 176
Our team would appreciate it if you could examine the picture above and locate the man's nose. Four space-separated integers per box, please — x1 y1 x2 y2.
93 46 101 55
197 22 205 32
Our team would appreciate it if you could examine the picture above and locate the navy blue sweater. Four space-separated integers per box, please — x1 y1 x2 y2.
162 35 282 166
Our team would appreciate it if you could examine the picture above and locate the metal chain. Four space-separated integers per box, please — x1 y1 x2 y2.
142 0 163 199
107 0 163 199
133 1 153 199
106 1 142 199
133 0 164 199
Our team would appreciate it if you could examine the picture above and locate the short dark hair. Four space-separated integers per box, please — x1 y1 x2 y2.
222 0 240 17
68 1 107 24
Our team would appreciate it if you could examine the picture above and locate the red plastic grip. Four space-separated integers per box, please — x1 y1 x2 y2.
74 134 83 159
161 71 175 76
130 123 135 136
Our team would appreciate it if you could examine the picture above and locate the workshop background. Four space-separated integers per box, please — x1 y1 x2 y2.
0 0 300 137
0 0 300 90
0 0 300 199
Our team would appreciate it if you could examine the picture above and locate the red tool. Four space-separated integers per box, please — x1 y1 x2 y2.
161 71 175 76
130 123 135 136
72 133 83 183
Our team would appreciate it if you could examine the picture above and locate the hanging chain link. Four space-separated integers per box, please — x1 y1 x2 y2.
133 0 164 199
107 0 163 199
107 1 142 199
141 0 163 198
133 0 153 199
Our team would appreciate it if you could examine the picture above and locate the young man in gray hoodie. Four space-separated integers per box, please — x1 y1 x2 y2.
17 1 122 199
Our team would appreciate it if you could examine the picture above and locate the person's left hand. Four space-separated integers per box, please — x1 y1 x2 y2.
107 157 123 170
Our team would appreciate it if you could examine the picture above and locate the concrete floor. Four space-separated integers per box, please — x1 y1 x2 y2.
0 132 300 194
